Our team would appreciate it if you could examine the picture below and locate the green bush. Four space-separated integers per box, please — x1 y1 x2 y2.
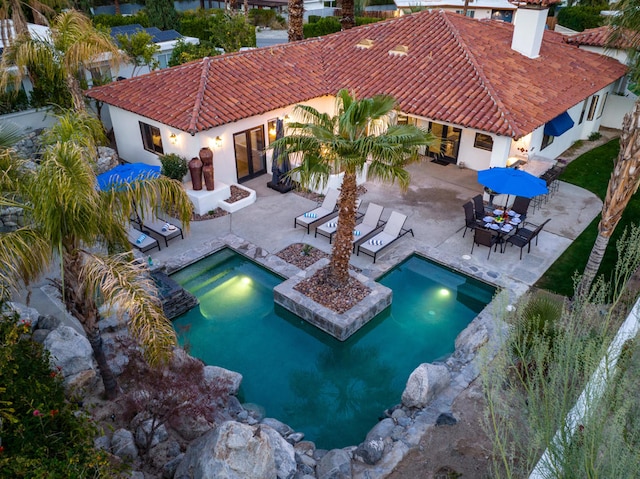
557 6 605 32
160 153 188 180
0 311 119 477
308 15 322 23
0 89 29 115
588 131 602 141
93 12 150 29
249 8 276 27
178 10 255 52
304 16 383 38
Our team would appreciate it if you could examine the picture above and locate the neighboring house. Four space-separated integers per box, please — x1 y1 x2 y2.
394 0 517 22
564 25 639 128
108 24 200 77
86 4 626 201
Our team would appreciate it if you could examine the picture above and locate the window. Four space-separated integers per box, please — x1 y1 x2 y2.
139 122 164 155
541 133 554 150
587 95 599 121
234 126 266 182
267 119 278 144
473 133 493 151
578 100 588 125
157 53 170 69
597 92 608 119
491 10 513 22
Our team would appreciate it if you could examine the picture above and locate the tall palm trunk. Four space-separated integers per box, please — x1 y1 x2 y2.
244 0 249 18
577 101 640 297
330 171 358 284
62 251 119 399
66 73 86 112
288 0 304 42
340 0 355 30
115 0 121 15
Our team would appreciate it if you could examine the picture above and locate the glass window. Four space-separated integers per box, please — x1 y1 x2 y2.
597 92 608 119
587 95 599 121
139 122 164 155
474 133 493 151
157 53 170 69
578 100 588 124
268 119 277 144
396 113 417 126
541 133 554 150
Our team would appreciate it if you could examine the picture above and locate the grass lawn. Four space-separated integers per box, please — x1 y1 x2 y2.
536 138 640 296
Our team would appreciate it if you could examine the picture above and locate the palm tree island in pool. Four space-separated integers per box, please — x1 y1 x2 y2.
272 89 435 287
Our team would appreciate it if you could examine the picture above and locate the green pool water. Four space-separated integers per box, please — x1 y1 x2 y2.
171 249 496 449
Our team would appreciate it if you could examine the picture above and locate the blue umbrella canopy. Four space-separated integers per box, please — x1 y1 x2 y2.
477 167 548 198
96 163 161 191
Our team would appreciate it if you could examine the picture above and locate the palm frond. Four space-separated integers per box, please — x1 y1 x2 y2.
80 252 177 366
40 110 106 150
0 121 24 148
0 227 51 300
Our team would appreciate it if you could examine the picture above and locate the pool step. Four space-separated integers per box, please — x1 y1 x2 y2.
152 271 199 320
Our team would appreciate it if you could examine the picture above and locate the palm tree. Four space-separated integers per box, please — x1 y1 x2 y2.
273 89 434 285
340 0 355 30
287 0 303 42
577 102 640 296
0 10 123 112
0 111 193 399
0 0 60 46
575 4 640 296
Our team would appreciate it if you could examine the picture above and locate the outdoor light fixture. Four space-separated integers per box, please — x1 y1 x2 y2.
214 136 222 148
283 115 290 123
169 133 177 144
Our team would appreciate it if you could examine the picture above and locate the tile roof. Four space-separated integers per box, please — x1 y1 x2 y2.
87 10 626 139
564 25 640 50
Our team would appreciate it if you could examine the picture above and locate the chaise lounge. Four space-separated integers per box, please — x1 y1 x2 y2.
294 188 340 234
138 217 184 248
356 211 413 263
127 224 160 253
314 199 369 243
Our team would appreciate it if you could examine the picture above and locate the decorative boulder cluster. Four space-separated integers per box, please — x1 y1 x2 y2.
7 292 494 479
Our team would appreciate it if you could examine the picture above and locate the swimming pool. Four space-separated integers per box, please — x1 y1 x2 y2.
171 249 496 449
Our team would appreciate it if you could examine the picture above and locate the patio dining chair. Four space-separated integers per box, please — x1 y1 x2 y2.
463 201 480 238
514 218 551 247
471 227 500 259
472 194 488 221
511 196 530 222
505 218 550 259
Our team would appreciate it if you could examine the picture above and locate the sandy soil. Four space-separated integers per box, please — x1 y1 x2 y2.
386 379 492 479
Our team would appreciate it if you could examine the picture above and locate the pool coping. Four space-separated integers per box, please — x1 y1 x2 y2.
155 233 528 476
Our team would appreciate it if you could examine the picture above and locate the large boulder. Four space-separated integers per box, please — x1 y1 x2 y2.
401 363 450 409
43 325 97 389
135 417 169 450
174 421 276 479
95 146 119 175
112 428 139 460
261 425 296 479
354 438 384 465
171 411 215 442
203 365 243 396
317 449 352 479
7 302 39 328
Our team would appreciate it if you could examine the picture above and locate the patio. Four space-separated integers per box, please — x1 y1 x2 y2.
148 158 601 292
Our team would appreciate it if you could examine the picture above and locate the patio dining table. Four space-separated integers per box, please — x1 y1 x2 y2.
480 209 523 248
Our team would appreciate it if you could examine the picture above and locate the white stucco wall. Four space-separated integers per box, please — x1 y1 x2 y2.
105 96 336 185
600 93 634 129
0 108 58 133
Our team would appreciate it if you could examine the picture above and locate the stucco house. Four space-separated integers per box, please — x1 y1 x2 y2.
86 2 626 211
393 0 517 22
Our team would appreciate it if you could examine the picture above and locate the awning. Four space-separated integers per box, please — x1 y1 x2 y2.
544 111 575 137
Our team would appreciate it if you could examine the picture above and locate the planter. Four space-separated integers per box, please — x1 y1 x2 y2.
199 147 215 191
188 157 203 191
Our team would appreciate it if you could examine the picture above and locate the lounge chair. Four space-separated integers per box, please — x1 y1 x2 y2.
357 211 413 263
139 217 184 247
294 188 340 234
314 199 368 243
127 224 160 253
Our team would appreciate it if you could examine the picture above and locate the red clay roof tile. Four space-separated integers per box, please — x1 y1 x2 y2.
87 10 626 139
565 25 640 50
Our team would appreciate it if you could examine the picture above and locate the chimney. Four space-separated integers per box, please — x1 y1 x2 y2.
510 2 549 59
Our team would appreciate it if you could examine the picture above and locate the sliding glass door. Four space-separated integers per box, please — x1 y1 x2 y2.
234 126 266 182
428 122 461 164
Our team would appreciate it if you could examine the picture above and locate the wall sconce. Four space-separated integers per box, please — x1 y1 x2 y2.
283 115 290 124
169 133 177 144
213 136 222 148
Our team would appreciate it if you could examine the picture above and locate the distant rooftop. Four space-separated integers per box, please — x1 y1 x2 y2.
109 25 183 44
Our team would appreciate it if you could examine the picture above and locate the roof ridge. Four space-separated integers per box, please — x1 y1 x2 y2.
442 14 521 138
187 57 212 135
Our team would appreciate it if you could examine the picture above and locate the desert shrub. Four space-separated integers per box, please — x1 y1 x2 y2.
249 8 276 27
178 10 255 52
304 16 382 37
0 310 119 478
160 153 188 181
168 38 222 66
588 131 602 141
0 88 29 115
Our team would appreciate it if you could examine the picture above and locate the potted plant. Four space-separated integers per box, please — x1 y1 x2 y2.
160 153 189 181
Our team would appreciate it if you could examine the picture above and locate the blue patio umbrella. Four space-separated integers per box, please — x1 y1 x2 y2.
477 167 548 199
96 163 161 191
